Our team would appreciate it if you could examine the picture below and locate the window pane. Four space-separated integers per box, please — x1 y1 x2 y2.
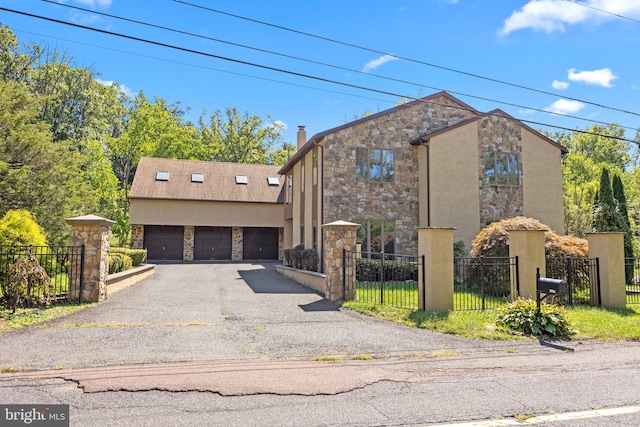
357 220 369 254
383 221 395 254
370 220 382 253
484 152 495 184
508 154 519 185
496 153 508 185
356 148 368 182
369 150 381 182
382 150 394 182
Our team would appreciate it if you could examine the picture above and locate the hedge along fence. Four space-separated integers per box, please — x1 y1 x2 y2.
108 248 147 274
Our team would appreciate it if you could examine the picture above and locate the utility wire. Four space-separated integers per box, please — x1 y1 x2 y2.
173 0 640 119
1 6 636 144
13 27 394 106
563 0 640 24
42 0 639 131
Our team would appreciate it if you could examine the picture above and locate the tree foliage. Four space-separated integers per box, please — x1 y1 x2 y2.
0 210 47 246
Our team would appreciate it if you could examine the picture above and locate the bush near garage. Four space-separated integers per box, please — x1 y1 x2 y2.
110 247 147 266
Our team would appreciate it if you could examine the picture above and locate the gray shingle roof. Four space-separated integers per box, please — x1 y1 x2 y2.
129 157 284 204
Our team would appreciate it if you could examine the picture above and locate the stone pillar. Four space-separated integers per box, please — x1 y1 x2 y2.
587 233 626 309
323 220 360 301
232 227 243 261
418 228 454 312
130 225 144 249
508 229 546 301
183 226 194 261
65 215 115 302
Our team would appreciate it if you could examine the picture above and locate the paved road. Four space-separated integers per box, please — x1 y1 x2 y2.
1 262 639 426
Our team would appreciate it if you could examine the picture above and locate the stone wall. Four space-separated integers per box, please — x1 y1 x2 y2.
478 115 524 226
131 225 144 250
323 94 476 255
183 226 194 261
232 227 243 261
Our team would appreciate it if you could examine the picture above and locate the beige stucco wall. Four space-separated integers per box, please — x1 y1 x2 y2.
130 199 283 227
428 122 481 245
521 129 565 235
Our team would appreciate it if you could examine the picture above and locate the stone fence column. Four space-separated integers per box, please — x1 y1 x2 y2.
508 229 546 301
418 227 454 312
66 215 114 302
322 220 360 301
587 232 626 309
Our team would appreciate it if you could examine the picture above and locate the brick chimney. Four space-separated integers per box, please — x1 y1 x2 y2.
297 125 306 150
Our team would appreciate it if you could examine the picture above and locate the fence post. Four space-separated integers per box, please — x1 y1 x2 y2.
65 215 115 302
587 233 625 309
418 227 454 312
322 220 360 301
508 229 546 301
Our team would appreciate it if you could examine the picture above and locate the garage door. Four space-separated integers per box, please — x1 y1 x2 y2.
144 226 184 260
194 227 232 260
243 227 279 260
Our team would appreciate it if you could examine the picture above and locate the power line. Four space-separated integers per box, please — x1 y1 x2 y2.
1 6 637 145
563 0 640 24
173 0 640 119
42 0 639 131
13 27 395 106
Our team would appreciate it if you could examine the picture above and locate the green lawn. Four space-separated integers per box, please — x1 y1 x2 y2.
343 300 640 341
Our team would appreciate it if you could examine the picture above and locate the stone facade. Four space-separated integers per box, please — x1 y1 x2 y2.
478 115 524 226
323 221 360 301
232 227 243 261
131 224 144 250
323 94 476 254
183 226 194 261
66 215 114 302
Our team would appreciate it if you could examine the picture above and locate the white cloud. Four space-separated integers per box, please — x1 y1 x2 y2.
96 79 134 98
568 67 618 87
499 0 640 36
363 54 399 73
271 120 287 131
69 12 102 25
552 80 570 90
65 0 113 8
545 99 586 115
632 85 640 90
518 109 536 115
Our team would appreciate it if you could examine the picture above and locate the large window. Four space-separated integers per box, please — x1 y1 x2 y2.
357 220 395 254
484 152 519 186
356 148 394 183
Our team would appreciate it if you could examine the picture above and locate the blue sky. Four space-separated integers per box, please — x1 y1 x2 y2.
1 0 640 146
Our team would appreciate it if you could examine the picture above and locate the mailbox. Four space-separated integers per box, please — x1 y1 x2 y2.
535 268 568 311
537 277 567 295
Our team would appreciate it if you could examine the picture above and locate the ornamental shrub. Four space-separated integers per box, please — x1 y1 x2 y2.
2 253 53 313
290 244 305 270
496 298 575 338
470 216 588 259
0 210 47 247
110 248 146 266
301 248 319 272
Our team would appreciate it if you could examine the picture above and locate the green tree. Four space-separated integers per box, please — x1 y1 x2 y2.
0 80 96 244
592 168 625 232
199 107 285 164
270 142 297 166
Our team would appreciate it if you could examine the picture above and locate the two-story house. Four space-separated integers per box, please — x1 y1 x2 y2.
278 91 567 260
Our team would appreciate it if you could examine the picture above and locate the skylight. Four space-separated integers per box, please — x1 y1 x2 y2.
156 171 169 181
267 177 280 186
191 173 204 183
235 175 248 184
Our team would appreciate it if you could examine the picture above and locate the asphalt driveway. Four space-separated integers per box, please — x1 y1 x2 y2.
0 262 558 371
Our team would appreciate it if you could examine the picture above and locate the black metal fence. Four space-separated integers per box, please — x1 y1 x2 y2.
454 256 518 310
0 245 84 307
625 258 640 305
345 251 423 310
545 257 600 306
